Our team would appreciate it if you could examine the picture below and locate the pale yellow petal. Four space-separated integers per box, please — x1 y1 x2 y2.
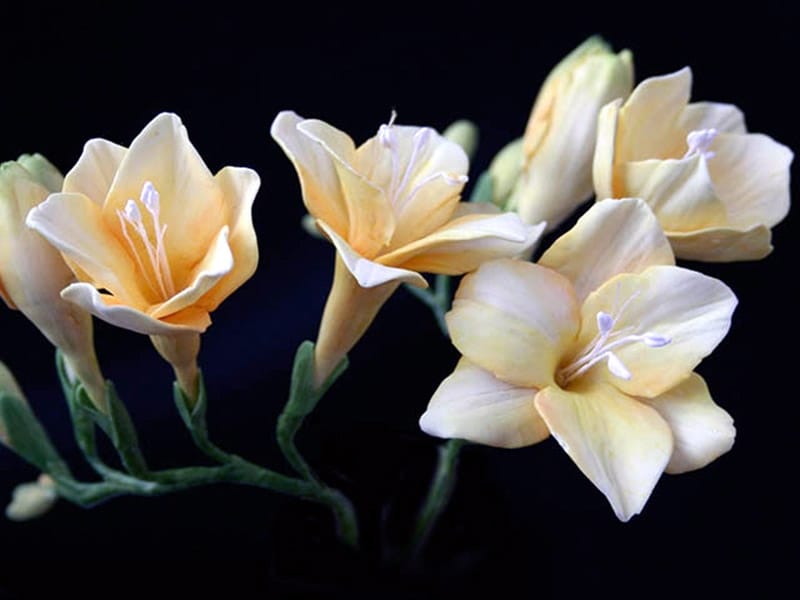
535 382 673 521
270 111 350 236
708 133 792 229
577 266 737 398
199 166 260 311
679 102 746 135
379 212 543 274
641 373 735 474
316 220 426 288
17 154 64 193
513 50 633 231
356 125 468 249
420 357 549 448
592 99 622 199
298 120 394 257
618 155 727 232
540 198 674 303
26 192 148 307
0 162 72 310
61 282 209 335
667 224 773 262
62 138 127 203
104 113 225 280
150 226 233 319
446 260 579 388
616 68 693 162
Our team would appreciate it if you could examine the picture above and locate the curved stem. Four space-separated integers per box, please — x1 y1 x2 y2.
407 438 465 562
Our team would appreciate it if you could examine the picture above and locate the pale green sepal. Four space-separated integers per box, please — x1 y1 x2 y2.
0 392 70 477
443 120 479 161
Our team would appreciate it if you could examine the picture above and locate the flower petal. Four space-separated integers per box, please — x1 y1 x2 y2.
316 220 426 288
540 198 674 303
420 357 549 448
298 119 395 257
592 98 621 199
198 166 260 311
26 192 148 307
641 373 735 474
104 113 225 281
271 111 350 236
679 102 746 135
578 266 737 398
618 155 727 232
708 133 792 229
61 282 210 335
447 260 579 388
379 211 543 274
616 68 693 162
150 226 233 319
667 224 773 262
535 382 673 521
62 138 127 203
357 125 468 249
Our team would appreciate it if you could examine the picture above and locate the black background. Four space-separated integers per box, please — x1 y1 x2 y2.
0 2 797 598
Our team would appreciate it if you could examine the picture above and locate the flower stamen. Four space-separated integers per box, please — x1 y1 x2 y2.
557 308 671 387
682 128 718 160
116 181 176 300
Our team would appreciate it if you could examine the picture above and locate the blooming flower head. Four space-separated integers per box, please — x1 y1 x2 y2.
0 155 106 409
593 67 793 261
504 36 633 231
271 111 542 384
27 112 260 337
420 199 737 520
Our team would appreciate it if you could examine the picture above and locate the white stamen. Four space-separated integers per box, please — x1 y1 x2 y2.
140 181 160 213
557 306 671 386
115 182 176 299
606 352 632 380
683 128 718 160
642 333 671 347
123 199 142 222
395 128 432 197
378 110 398 147
597 311 614 335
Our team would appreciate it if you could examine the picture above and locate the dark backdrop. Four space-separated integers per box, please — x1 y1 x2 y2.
0 2 797 598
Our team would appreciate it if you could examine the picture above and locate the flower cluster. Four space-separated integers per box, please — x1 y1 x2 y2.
0 36 791 536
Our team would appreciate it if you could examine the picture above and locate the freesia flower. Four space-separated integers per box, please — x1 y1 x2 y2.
420 199 737 520
0 156 106 409
593 67 793 261
504 36 633 230
271 111 543 385
27 113 260 400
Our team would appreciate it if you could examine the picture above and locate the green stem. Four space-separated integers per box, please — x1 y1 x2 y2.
407 438 465 561
404 274 451 337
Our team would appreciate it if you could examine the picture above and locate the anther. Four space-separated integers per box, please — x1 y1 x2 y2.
683 128 718 160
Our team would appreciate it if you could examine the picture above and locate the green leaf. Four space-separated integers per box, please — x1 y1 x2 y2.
468 171 493 203
0 392 69 477
105 382 149 476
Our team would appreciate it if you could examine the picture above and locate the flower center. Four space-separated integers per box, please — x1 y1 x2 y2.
116 181 176 300
377 111 467 211
682 128 718 160
556 295 671 388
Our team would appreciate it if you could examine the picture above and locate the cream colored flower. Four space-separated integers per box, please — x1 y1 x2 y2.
593 67 793 261
271 111 543 385
0 156 106 409
27 113 260 399
505 36 633 230
420 199 737 520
